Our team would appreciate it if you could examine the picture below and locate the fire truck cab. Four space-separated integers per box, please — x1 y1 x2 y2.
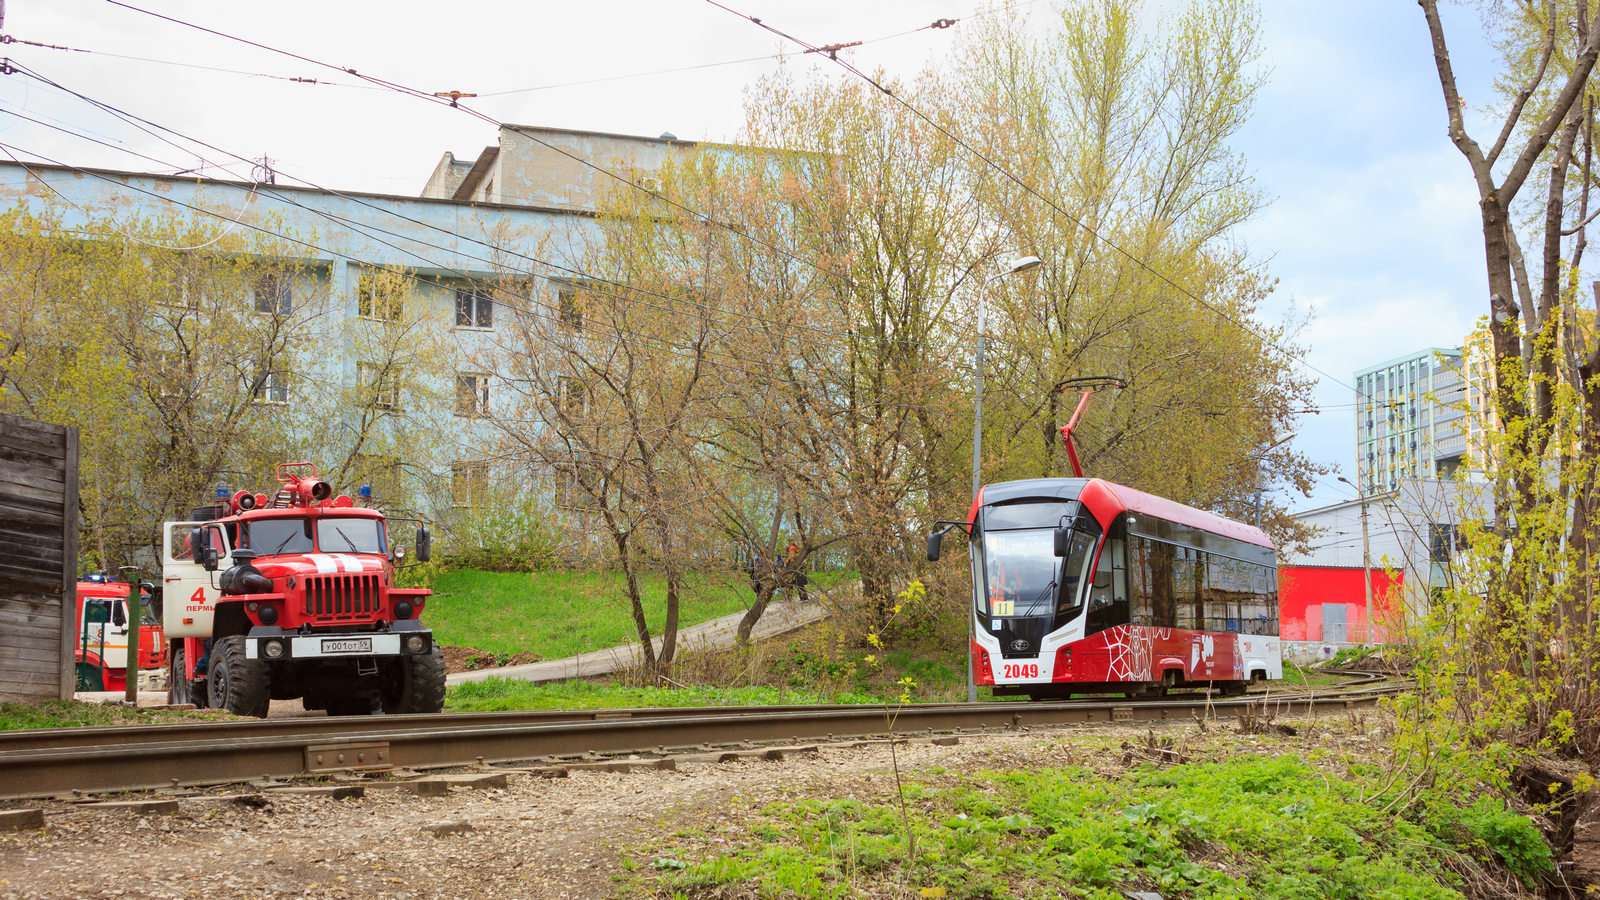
75 575 167 693
162 462 442 717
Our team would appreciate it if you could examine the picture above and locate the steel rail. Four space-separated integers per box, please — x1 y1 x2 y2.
0 684 1398 800
0 670 1388 753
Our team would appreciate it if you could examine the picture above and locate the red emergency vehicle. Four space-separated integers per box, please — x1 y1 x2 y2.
74 575 167 693
162 462 441 717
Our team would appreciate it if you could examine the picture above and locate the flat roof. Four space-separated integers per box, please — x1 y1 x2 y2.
0 159 594 219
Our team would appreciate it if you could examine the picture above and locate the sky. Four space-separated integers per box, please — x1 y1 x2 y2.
0 0 1509 514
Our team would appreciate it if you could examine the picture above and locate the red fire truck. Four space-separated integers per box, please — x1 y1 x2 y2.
75 575 167 693
162 462 442 717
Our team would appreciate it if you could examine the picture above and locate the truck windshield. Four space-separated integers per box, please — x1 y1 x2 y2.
243 519 314 556
316 518 385 555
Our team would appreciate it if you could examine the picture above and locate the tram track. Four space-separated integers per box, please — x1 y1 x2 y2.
0 674 1399 801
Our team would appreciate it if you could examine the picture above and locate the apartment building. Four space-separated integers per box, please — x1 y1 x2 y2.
1352 348 1469 494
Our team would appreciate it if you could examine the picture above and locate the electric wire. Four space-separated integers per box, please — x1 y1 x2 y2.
0 32 373 89
6 58 956 356
97 0 866 294
0 141 964 419
18 4 1330 452
700 0 1361 398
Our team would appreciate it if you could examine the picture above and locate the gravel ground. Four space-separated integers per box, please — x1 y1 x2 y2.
0 720 1332 899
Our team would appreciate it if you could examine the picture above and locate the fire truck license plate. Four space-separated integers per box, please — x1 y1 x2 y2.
321 638 372 654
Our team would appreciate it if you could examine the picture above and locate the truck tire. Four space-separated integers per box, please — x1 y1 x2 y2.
75 662 104 692
207 636 269 717
381 645 446 714
167 645 207 708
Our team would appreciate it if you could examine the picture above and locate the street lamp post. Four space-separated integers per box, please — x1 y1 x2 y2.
968 255 1043 703
1251 430 1296 527
1337 475 1374 645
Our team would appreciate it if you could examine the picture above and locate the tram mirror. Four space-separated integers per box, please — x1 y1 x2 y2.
1053 526 1072 557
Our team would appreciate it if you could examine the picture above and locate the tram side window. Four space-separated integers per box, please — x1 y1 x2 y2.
1128 535 1151 626
1084 528 1129 636
1148 538 1176 627
1173 547 1201 629
1238 564 1279 635
1206 557 1245 632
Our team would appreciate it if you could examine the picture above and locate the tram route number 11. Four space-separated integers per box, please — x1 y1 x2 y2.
1002 663 1039 679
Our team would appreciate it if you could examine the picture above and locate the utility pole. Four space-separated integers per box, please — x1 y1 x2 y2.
119 566 140 703
1337 476 1374 644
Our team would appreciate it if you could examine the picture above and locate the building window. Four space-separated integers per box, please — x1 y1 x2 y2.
558 286 583 329
358 362 401 410
151 349 186 398
255 275 291 316
358 270 405 322
452 461 489 508
455 374 489 417
455 287 494 329
354 454 402 502
252 368 289 404
558 376 586 415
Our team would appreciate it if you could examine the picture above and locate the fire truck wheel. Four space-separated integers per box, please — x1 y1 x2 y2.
381 645 446 714
75 663 104 692
207 636 270 717
167 646 206 707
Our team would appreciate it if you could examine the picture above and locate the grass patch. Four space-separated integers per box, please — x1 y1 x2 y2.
1279 661 1348 687
0 701 225 731
642 745 1546 899
423 568 759 659
446 677 893 711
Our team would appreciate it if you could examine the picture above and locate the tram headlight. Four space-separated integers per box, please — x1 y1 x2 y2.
263 639 285 659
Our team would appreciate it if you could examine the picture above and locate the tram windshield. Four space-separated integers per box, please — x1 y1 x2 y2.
980 527 1098 618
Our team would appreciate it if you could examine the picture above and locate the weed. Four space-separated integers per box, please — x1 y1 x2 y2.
638 750 1540 899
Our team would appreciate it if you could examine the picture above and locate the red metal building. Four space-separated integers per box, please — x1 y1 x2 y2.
1278 565 1404 643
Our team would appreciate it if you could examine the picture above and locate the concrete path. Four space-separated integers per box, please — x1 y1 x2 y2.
447 598 828 686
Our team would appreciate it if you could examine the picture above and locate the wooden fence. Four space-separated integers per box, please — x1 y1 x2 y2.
0 413 79 702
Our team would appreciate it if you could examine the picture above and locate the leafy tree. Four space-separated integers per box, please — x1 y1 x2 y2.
1412 1 1600 756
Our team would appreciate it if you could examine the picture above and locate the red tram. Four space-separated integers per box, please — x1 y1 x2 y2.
929 477 1282 699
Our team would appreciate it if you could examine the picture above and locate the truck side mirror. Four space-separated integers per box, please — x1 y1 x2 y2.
190 527 218 571
1054 526 1072 557
111 601 126 628
415 527 431 563
925 529 942 562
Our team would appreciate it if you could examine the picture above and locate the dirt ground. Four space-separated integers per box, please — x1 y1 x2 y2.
3 714 1589 899
0 724 1163 900
440 645 542 675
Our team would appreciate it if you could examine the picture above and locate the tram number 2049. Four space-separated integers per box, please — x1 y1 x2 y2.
1001 663 1040 679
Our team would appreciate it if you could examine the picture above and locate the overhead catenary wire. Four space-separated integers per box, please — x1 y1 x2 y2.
5 58 963 357
699 0 1360 399
0 141 965 420
13 5 1319 449
95 0 869 295
0 32 372 89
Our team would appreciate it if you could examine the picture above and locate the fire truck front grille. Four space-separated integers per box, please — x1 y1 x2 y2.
304 574 380 619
